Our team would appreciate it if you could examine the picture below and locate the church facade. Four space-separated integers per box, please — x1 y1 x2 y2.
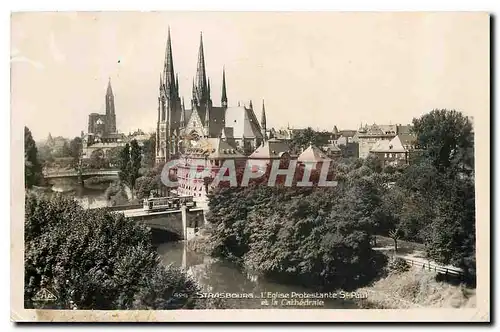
87 79 117 139
155 29 267 163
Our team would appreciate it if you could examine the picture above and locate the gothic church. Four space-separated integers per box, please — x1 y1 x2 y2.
156 29 267 163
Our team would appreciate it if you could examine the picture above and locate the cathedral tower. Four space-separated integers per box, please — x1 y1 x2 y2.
156 27 181 163
193 32 211 107
105 78 116 133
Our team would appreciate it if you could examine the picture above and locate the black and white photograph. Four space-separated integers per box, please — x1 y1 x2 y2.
10 11 489 322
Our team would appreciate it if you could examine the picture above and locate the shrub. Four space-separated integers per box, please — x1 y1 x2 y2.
388 257 411 273
24 192 206 310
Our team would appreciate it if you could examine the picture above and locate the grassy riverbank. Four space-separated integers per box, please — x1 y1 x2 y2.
187 227 476 309
356 267 476 309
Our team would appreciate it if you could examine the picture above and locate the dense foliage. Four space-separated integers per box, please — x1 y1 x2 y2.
118 140 142 195
289 127 330 152
25 126 43 188
36 135 83 168
24 193 206 309
206 109 476 287
207 171 389 291
141 134 156 169
89 148 106 169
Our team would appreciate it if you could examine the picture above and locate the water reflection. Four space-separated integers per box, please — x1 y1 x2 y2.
41 178 110 209
157 241 359 309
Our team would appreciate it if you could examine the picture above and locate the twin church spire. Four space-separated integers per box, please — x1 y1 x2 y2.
163 27 177 98
156 28 268 162
161 29 228 108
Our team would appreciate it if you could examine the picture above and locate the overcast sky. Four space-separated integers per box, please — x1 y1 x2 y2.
11 12 488 141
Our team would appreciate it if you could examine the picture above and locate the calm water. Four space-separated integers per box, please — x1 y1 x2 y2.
47 181 359 309
46 179 111 209
157 241 359 309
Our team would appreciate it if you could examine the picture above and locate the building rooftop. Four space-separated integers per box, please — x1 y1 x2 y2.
184 138 245 160
297 144 331 162
370 134 417 153
249 138 294 159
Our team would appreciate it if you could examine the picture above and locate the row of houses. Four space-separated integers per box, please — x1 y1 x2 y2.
174 128 422 201
267 122 420 166
175 137 334 199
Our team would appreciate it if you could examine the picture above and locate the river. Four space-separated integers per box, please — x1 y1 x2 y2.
46 181 359 309
156 241 359 309
44 178 112 209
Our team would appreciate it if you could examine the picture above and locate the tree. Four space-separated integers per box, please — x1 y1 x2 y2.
106 146 123 168
289 127 330 152
119 143 130 183
129 140 142 191
69 137 83 164
118 141 142 196
141 134 156 169
412 109 474 173
134 175 159 199
25 126 42 188
331 175 384 246
37 144 54 166
61 140 72 158
363 154 383 173
388 229 402 253
24 193 204 309
89 149 106 169
207 184 387 291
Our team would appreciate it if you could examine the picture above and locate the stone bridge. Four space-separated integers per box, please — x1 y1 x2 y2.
105 206 205 240
43 169 120 179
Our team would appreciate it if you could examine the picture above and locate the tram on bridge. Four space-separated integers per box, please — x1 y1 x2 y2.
142 195 196 213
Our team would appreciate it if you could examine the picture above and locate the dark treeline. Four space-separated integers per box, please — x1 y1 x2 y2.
205 109 476 289
24 193 224 310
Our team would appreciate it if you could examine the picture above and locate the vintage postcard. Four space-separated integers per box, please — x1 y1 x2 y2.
11 12 490 322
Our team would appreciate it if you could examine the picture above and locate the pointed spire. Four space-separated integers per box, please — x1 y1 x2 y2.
175 73 179 96
261 99 267 142
163 26 176 96
191 78 197 103
159 73 163 91
204 103 210 135
106 77 113 95
249 100 253 109
221 67 227 107
105 77 115 119
195 32 208 103
261 99 266 128
180 97 186 127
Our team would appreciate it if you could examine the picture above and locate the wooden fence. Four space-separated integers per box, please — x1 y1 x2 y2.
390 255 464 278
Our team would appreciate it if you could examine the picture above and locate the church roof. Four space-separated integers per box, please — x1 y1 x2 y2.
185 138 244 160
339 130 357 137
297 145 331 162
249 138 293 159
223 106 262 139
206 107 226 137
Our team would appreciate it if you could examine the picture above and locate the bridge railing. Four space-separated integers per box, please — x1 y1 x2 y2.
43 168 120 177
387 255 464 279
105 204 143 212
